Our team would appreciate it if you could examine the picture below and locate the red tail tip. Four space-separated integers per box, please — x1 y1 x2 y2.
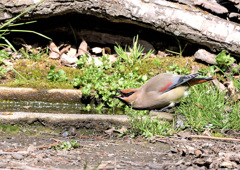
212 77 217 79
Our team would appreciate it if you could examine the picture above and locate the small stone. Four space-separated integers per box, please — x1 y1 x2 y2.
12 153 24 160
220 161 233 168
62 131 69 137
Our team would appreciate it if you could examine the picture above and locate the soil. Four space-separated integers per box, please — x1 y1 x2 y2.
0 131 240 170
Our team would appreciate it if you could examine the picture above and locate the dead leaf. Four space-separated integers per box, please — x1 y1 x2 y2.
203 128 211 136
2 112 13 115
95 136 106 141
104 126 127 134
92 47 102 54
78 40 88 56
191 65 200 74
224 80 235 96
59 45 71 55
105 127 115 134
21 106 32 110
49 41 59 53
195 150 203 157
114 126 127 133
177 131 191 138
67 48 77 58
108 54 117 63
211 78 227 92
60 53 78 67
104 47 111 54
233 75 239 79
49 41 60 59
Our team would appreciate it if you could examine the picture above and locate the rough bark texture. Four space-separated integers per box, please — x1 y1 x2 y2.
1 0 240 56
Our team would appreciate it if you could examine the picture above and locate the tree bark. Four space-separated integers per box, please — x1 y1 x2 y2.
1 0 240 56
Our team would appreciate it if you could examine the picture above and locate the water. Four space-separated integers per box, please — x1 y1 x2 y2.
0 100 122 115
0 100 87 114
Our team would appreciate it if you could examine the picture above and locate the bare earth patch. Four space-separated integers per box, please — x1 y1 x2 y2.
0 132 240 169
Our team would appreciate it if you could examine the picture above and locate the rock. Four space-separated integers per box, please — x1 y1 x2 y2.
220 161 234 168
60 53 78 67
62 131 69 137
194 49 216 65
149 111 174 121
12 153 24 160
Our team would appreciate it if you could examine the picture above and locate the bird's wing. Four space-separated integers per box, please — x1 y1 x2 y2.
159 72 203 94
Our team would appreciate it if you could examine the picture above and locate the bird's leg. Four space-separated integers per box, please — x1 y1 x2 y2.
154 103 175 112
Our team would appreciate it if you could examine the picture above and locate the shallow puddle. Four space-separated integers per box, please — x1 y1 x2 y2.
0 100 122 115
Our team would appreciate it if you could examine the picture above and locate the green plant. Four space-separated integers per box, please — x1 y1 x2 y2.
165 38 187 57
47 65 68 82
20 47 47 61
114 35 154 67
167 63 190 75
0 0 51 80
52 140 80 150
0 49 26 80
76 53 89 68
0 1 51 52
215 50 236 71
129 109 176 137
176 82 240 132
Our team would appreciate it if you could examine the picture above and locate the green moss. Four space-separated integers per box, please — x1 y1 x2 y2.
0 56 209 89
0 123 20 132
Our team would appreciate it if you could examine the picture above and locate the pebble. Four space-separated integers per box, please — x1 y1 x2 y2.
12 153 24 160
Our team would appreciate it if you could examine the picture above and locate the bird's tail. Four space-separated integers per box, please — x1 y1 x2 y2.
189 76 217 86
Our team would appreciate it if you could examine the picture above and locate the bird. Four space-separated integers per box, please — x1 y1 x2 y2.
115 72 216 111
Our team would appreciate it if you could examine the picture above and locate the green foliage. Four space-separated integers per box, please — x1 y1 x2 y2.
176 83 240 132
0 0 51 52
76 54 89 68
73 51 148 108
47 65 68 82
20 48 47 61
215 50 235 71
165 38 188 57
51 140 80 151
0 50 26 80
167 63 190 75
129 110 176 137
114 35 154 67
0 0 51 80
0 50 9 78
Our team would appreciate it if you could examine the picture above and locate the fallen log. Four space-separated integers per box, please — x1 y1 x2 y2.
1 0 240 56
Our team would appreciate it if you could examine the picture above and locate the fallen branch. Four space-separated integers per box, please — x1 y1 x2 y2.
190 135 240 142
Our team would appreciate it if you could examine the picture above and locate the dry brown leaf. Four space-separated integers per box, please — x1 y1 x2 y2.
191 65 200 74
21 106 32 110
105 127 115 134
2 112 13 115
224 80 236 96
233 75 239 79
108 55 117 63
49 41 60 59
195 150 203 158
114 126 127 133
92 47 102 54
211 78 227 92
59 45 71 55
49 41 59 53
78 40 88 56
67 48 77 58
177 131 191 138
104 47 111 54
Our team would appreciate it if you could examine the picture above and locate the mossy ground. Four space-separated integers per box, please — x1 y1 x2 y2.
0 56 208 89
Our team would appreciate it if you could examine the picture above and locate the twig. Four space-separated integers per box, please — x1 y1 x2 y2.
190 135 240 142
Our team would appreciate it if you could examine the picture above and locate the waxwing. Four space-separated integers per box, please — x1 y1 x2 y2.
115 72 216 111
